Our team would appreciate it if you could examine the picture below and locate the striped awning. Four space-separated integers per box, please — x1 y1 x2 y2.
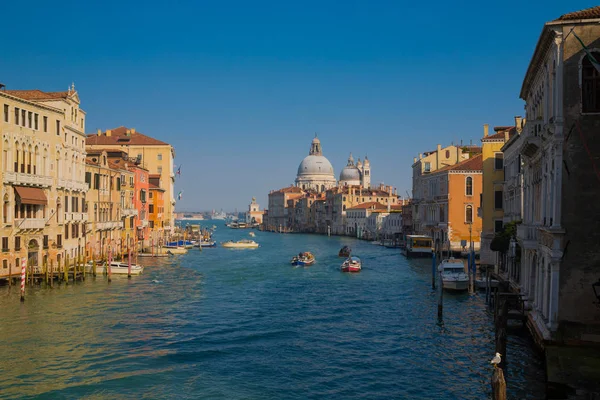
14 186 47 205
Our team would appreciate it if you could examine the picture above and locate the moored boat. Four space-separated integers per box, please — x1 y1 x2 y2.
438 258 469 291
159 246 188 254
291 252 315 266
86 261 144 275
341 256 362 272
338 246 351 257
222 239 259 249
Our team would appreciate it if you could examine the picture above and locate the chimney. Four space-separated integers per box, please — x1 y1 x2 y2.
483 124 489 137
106 129 112 137
97 129 101 135
515 116 523 133
504 131 510 142
131 128 136 134
419 153 423 159
413 157 417 163
437 144 441 151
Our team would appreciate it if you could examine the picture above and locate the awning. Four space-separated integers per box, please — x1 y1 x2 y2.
14 186 47 205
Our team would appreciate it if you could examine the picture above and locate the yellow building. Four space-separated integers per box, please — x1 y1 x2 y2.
86 127 176 234
479 123 516 266
1 84 88 278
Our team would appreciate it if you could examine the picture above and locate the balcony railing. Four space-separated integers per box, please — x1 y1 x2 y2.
64 212 88 222
15 218 46 230
121 208 138 217
95 221 123 230
517 224 539 242
3 171 52 187
57 178 88 192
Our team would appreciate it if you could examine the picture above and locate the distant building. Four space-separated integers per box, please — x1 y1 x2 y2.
295 136 337 192
245 197 264 225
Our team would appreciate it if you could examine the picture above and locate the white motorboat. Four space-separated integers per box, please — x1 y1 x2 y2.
86 261 144 275
438 258 468 291
222 240 259 249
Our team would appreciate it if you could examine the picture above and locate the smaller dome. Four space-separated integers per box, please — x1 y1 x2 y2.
339 154 361 183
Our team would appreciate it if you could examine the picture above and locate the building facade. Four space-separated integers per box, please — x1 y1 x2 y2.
295 137 337 192
515 8 600 344
1 84 88 278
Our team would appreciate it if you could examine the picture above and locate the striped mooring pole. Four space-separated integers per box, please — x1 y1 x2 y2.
20 257 26 302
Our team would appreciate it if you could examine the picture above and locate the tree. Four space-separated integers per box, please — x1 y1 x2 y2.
490 221 519 253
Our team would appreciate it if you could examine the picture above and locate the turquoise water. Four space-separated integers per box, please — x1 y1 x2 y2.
0 220 545 399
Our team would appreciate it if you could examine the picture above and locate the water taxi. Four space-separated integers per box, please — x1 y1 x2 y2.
222 240 259 249
291 252 315 266
438 258 469 291
249 231 256 237
86 261 144 275
402 235 433 257
341 256 362 272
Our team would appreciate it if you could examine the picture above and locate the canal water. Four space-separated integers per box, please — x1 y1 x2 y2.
0 220 545 399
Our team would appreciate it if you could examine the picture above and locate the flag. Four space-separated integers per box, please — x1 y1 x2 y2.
177 165 181 177
178 190 183 200
573 31 600 74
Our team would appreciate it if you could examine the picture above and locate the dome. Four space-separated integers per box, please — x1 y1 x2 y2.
297 155 335 176
339 153 361 183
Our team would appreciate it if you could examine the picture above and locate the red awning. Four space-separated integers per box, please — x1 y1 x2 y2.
14 186 47 205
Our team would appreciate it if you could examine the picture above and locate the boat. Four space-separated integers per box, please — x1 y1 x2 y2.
198 240 216 248
338 246 351 257
249 231 256 237
341 256 362 272
86 261 144 275
159 246 188 254
438 258 469 291
401 235 433 258
221 240 259 249
166 240 194 249
290 252 315 266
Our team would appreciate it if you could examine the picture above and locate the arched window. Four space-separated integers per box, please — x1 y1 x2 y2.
465 205 473 223
3 140 9 171
466 176 473 196
582 51 600 113
445 150 450 159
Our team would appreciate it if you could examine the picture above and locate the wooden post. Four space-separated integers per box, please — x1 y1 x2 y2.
431 251 436 290
82 249 86 281
107 246 112 283
437 249 443 319
64 254 69 283
44 254 48 285
486 266 491 304
496 298 508 372
491 367 507 400
20 257 26 302
50 259 54 288
127 244 131 279
468 252 474 294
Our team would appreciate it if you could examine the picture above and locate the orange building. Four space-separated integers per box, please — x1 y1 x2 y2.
149 183 165 240
418 154 483 254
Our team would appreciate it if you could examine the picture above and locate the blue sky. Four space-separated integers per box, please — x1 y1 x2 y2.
1 0 597 212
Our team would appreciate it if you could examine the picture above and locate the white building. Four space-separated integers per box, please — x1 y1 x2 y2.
345 202 387 239
295 136 337 192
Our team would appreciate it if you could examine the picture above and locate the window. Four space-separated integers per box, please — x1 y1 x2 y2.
465 176 473 196
56 120 61 135
494 153 503 170
14 108 19 125
157 153 162 160
424 162 431 173
149 204 154 213
582 51 600 113
495 190 503 210
445 150 450 158
117 178 121 191
21 109 26 126
43 116 48 132
439 205 445 222
494 220 503 233
65 195 69 212
43 235 49 249
465 205 473 223
57 234 62 248
15 236 21 251
34 114 39 130
85 172 91 186
65 223 69 239
28 111 32 128
157 166 162 174
1 237 8 252
3 104 8 122
94 173 100 189
2 260 7 269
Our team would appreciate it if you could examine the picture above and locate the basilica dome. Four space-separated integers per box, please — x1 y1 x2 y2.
295 137 337 192
339 153 361 184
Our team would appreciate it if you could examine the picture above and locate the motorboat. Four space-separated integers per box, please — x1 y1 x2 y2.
249 231 256 237
158 246 188 255
338 246 351 258
438 258 469 291
166 240 194 249
199 240 216 248
291 252 315 266
222 239 259 249
86 261 144 275
341 256 362 272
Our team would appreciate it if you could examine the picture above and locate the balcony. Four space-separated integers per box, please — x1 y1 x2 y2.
64 212 88 222
15 218 46 230
95 221 123 230
121 208 138 217
517 223 539 247
57 178 88 192
3 171 52 187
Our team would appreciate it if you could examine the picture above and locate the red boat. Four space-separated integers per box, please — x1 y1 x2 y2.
341 256 362 273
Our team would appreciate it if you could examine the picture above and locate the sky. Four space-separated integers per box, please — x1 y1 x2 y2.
1 0 597 212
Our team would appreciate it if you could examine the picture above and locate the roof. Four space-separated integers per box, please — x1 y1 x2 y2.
556 6 600 21
5 89 70 101
149 183 165 191
482 127 516 141
271 186 304 194
347 202 387 211
86 126 169 146
435 154 483 173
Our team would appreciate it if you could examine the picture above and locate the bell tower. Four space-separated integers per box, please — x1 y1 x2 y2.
361 156 371 188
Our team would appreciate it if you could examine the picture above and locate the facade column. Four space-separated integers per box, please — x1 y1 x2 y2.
547 259 560 330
